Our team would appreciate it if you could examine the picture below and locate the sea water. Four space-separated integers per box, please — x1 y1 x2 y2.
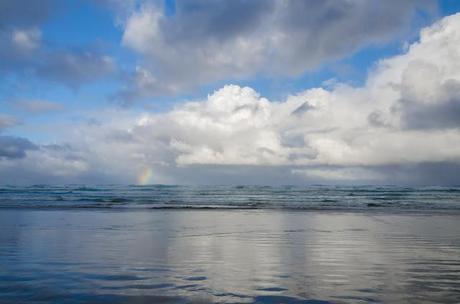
1 186 460 303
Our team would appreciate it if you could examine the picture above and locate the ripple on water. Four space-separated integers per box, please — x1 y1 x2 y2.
184 276 207 281
1 210 460 303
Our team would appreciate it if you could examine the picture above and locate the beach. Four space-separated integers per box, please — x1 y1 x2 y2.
1 209 460 303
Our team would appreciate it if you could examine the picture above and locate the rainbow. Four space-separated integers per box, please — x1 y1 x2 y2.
137 168 153 185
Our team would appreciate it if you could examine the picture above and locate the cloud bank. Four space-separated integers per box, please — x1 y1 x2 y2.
1 12 460 185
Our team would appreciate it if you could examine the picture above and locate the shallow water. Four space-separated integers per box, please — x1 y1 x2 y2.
1 209 460 303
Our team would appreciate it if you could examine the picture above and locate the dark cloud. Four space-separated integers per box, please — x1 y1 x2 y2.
0 0 54 30
275 0 435 73
401 80 460 130
0 136 37 159
371 163 460 186
291 102 314 116
37 51 115 88
169 0 274 43
0 37 116 87
119 0 436 99
113 66 175 106
402 99 460 130
368 111 392 128
290 163 460 186
158 165 311 186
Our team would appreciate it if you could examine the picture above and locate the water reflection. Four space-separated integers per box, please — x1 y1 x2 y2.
1 210 460 303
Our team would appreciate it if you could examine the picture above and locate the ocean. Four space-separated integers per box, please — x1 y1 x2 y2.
1 185 460 211
1 185 460 303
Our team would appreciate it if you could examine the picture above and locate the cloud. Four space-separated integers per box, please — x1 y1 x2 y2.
11 28 41 51
0 136 37 159
292 167 385 183
0 143 111 185
11 99 63 113
0 0 115 88
94 12 460 184
114 66 178 105
0 32 116 87
0 0 54 30
399 66 460 129
119 0 435 98
0 27 41 71
2 12 460 185
0 115 18 131
36 51 115 88
0 0 50 71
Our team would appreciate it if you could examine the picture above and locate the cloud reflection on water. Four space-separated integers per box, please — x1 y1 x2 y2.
0 210 460 303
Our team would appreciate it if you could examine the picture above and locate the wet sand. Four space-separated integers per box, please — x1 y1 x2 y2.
1 209 460 303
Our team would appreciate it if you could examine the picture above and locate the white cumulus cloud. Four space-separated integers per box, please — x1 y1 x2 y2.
2 12 460 185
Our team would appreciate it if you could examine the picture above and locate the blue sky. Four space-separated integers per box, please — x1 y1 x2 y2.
1 0 460 185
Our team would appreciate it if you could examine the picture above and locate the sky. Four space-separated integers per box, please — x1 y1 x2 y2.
1 0 460 185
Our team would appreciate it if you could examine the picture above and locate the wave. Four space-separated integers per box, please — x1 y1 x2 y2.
1 185 460 211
